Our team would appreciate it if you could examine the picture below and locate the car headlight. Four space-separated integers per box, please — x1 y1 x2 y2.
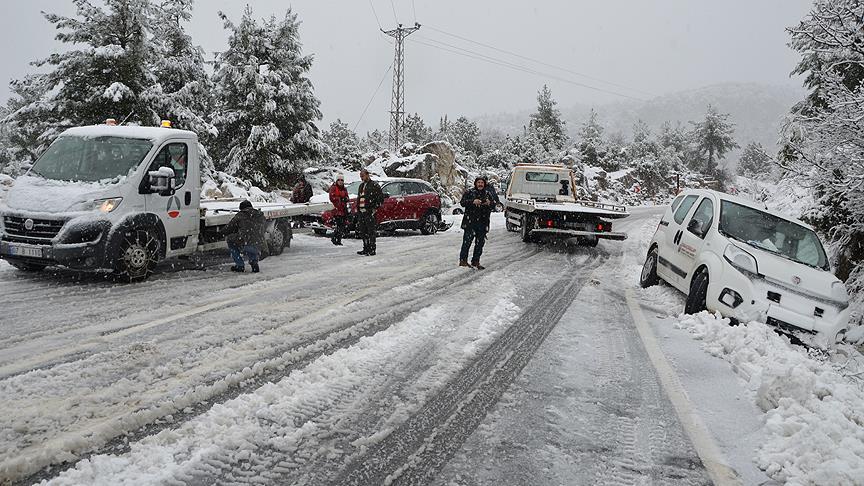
68 197 123 213
831 281 849 304
724 244 759 276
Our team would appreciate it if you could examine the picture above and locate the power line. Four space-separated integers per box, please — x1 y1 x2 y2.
408 36 646 101
424 24 656 98
354 62 394 132
388 0 399 24
367 0 382 29
412 0 417 23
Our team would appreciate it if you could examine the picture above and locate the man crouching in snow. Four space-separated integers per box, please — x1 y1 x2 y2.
459 176 494 269
224 200 266 273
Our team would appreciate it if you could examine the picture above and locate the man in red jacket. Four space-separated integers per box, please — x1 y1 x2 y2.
328 174 350 246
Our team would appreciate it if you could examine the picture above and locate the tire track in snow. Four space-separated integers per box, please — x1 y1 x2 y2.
335 251 607 485
12 244 543 486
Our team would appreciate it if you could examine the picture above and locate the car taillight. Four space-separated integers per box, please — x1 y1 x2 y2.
546 219 554 228
596 223 608 232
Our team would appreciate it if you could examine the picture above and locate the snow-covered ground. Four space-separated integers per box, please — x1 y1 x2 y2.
1 209 862 484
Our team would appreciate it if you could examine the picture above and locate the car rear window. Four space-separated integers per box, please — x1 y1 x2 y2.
673 195 698 224
525 172 559 182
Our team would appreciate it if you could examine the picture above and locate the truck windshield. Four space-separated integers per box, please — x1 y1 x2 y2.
29 136 153 183
719 200 829 270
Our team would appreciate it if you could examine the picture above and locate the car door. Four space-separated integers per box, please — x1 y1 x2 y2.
658 194 700 289
141 141 198 256
378 182 404 223
402 182 425 221
676 196 716 289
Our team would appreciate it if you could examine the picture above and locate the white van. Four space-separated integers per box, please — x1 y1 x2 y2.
639 189 850 345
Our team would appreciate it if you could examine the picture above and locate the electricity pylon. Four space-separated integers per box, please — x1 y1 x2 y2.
382 22 420 151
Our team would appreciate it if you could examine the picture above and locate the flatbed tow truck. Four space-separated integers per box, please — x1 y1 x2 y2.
0 123 332 281
504 163 629 246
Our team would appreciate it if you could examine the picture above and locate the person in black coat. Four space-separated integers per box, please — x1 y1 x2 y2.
356 169 384 256
224 200 266 273
459 177 494 269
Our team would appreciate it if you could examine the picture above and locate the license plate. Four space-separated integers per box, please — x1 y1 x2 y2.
6 244 43 258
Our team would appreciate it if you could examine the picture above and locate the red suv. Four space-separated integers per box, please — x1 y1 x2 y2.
314 178 444 236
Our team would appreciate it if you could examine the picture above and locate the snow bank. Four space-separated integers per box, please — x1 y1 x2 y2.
672 311 864 484
200 171 286 203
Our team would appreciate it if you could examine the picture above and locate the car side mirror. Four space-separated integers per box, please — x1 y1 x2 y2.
382 192 391 199
147 167 176 196
687 218 704 237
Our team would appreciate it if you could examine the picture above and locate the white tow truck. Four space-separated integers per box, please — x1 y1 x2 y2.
504 163 629 246
0 123 332 281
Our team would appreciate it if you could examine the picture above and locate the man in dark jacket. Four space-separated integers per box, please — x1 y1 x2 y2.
356 168 384 256
224 200 266 273
460 176 494 269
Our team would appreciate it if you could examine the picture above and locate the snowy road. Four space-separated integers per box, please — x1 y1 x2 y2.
0 208 727 485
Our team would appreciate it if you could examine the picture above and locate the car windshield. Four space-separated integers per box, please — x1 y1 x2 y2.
345 181 361 195
719 200 829 270
29 135 153 183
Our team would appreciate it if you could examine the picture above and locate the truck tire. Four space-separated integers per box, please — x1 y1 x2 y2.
504 211 518 232
639 247 660 288
420 212 439 235
267 224 288 256
578 236 599 248
684 270 709 314
113 229 159 282
313 228 327 236
521 214 534 242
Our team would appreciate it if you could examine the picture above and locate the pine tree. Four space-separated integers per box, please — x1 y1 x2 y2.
322 119 363 170
577 109 607 168
404 113 432 145
688 104 738 174
658 121 689 155
449 116 483 156
529 85 567 151
363 129 388 153
144 0 215 142
4 0 157 145
211 6 323 188
737 142 772 179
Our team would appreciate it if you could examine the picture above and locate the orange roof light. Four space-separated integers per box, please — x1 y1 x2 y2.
160 120 172 128
105 118 117 126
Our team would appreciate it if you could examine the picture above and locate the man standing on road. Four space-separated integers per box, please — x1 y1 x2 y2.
291 176 313 204
224 200 266 273
459 176 494 269
356 169 384 256
329 174 350 246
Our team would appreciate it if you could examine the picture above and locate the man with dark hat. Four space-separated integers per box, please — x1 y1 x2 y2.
356 168 384 256
223 200 266 273
459 176 494 269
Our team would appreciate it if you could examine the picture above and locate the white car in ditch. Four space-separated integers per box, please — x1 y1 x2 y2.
639 189 850 345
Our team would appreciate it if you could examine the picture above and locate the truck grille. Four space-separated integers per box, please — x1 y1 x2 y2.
3 216 65 241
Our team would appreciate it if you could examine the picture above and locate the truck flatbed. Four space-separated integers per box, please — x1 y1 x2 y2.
201 199 334 227
506 197 629 219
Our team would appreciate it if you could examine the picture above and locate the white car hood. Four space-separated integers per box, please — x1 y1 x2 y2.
745 244 843 302
2 176 114 214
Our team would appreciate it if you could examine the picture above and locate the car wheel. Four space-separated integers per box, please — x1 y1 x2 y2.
521 214 534 242
452 208 464 215
420 212 439 235
113 229 159 282
9 260 47 272
684 270 709 314
639 247 660 288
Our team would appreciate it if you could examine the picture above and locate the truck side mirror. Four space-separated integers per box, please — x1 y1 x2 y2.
147 167 177 196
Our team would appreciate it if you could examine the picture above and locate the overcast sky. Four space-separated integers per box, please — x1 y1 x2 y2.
0 0 812 133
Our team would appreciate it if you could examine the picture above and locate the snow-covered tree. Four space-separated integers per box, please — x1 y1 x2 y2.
448 116 483 156
144 0 215 142
322 119 363 170
783 0 864 282
576 109 608 169
688 104 738 175
4 0 157 146
737 142 772 179
529 85 567 151
404 113 432 145
363 129 388 153
658 121 689 155
211 6 323 188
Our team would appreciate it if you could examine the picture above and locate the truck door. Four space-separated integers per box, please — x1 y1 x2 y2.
676 197 716 289
659 194 699 289
142 142 198 257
